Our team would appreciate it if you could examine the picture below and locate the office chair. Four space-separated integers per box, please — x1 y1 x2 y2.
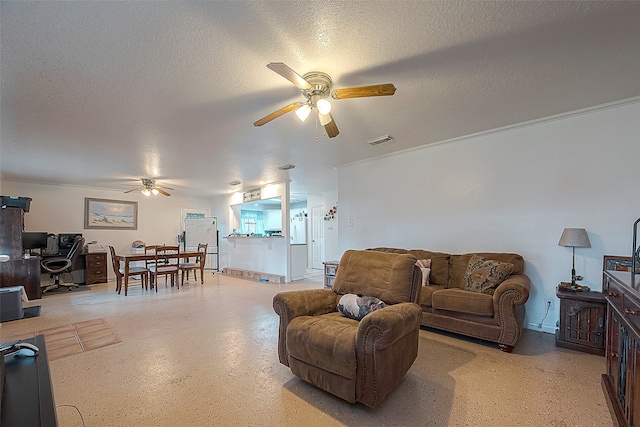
41 236 85 292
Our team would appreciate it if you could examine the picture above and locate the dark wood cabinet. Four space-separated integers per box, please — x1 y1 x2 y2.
1 257 42 299
602 270 640 426
556 288 606 355
0 207 41 299
84 252 107 285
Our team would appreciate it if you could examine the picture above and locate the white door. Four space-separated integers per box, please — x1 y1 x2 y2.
312 206 324 269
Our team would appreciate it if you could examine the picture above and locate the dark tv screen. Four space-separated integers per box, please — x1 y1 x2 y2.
22 232 48 251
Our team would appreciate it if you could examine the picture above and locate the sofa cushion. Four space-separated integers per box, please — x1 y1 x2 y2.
431 288 494 317
448 252 524 288
419 284 447 308
460 255 514 295
416 259 431 285
408 250 450 286
333 250 417 305
337 294 386 320
287 312 357 379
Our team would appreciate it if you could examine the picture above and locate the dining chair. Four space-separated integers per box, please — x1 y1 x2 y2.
144 244 161 271
149 245 180 291
108 246 149 293
179 243 208 286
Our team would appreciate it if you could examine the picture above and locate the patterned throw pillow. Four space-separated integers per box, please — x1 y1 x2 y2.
337 294 386 321
461 255 514 295
416 259 431 286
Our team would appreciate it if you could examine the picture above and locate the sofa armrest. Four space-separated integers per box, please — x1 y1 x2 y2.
356 302 422 349
492 274 530 307
492 274 531 347
273 289 338 366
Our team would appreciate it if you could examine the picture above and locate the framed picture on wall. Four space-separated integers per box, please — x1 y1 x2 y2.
84 198 138 230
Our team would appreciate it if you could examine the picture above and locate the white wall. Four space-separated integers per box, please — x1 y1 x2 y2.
323 190 340 262
337 99 640 333
1 180 213 281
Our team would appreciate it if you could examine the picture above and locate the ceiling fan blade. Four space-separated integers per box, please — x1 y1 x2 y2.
331 83 397 100
124 187 142 194
253 103 301 127
266 62 312 90
154 188 171 196
323 113 339 138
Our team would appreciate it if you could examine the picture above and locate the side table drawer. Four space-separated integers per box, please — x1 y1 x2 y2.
323 261 339 290
324 263 337 276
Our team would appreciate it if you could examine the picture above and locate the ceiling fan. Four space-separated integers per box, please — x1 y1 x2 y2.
253 62 397 138
124 178 174 197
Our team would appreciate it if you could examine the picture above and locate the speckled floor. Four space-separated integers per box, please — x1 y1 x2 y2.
1 272 613 426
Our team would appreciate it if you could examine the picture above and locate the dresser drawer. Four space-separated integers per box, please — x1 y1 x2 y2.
85 253 106 268
324 263 338 277
84 253 107 284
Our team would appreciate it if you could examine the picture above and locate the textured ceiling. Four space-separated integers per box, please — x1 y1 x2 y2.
2 1 640 198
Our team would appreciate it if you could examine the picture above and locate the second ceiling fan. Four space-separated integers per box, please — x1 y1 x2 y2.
253 62 397 138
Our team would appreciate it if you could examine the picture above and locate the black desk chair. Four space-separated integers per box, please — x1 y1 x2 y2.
41 236 85 292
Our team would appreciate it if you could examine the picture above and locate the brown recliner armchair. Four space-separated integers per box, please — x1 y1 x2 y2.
273 249 422 408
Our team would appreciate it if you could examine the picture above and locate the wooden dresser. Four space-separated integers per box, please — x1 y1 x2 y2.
602 270 640 426
84 252 108 285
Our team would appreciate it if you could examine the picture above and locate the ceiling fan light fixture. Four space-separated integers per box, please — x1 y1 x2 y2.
316 98 331 115
295 104 312 122
318 113 332 126
141 188 151 196
151 188 159 195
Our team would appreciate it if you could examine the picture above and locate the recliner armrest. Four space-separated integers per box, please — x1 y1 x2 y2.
356 302 422 349
273 289 338 318
273 289 338 366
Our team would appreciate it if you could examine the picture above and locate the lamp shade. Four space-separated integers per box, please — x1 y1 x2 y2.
558 228 591 248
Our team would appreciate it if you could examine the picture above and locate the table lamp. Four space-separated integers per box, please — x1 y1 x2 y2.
558 227 591 287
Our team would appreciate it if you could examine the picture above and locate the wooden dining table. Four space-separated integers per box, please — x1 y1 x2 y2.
115 251 202 295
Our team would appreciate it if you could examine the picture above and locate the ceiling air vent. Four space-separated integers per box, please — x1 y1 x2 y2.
367 135 393 146
228 180 242 186
278 164 296 170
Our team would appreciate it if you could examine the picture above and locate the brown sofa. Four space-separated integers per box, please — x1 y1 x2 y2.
273 249 423 408
369 248 530 352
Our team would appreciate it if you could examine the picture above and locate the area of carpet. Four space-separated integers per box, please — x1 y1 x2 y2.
37 318 121 360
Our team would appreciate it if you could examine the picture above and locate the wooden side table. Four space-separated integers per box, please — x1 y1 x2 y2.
555 287 606 356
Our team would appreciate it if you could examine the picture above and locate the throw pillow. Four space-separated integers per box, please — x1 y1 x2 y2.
416 259 432 286
337 293 386 321
461 254 514 295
